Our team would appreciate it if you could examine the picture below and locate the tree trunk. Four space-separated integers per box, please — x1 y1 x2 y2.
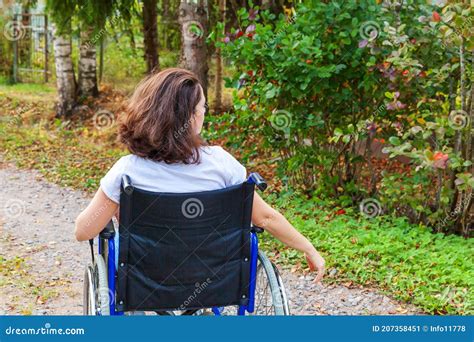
178 0 209 99
162 0 170 50
78 27 99 97
213 0 225 113
52 25 76 117
143 0 159 74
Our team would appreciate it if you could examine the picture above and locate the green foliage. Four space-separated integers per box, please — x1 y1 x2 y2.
46 0 137 35
218 0 473 233
375 2 474 232
101 36 146 91
219 1 391 194
261 192 474 315
102 33 179 92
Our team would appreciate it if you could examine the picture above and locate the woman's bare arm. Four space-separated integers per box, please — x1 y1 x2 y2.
251 192 326 282
74 188 118 241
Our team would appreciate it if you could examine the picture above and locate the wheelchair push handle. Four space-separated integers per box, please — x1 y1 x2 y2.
121 175 134 195
247 172 267 192
99 220 115 239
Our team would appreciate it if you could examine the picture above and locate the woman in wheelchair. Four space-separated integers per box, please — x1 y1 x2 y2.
75 68 325 316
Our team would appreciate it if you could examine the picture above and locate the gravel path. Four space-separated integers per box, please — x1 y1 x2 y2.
0 160 421 315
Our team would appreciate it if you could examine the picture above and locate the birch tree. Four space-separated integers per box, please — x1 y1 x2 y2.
178 0 209 98
52 24 76 117
78 27 98 97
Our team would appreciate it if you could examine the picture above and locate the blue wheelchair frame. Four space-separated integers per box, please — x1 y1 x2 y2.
98 173 265 316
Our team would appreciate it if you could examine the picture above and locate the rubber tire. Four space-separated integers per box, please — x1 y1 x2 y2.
272 262 291 315
83 265 96 315
95 255 110 315
83 255 110 315
252 250 289 316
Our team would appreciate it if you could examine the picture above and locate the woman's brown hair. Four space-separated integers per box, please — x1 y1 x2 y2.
119 68 204 164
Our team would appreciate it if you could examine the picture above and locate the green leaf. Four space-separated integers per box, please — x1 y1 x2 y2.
265 88 277 99
389 136 401 146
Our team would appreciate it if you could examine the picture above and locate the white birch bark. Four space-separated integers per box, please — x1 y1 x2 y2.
52 25 76 117
78 27 98 97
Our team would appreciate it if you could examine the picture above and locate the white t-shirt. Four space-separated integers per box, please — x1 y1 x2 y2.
100 146 247 203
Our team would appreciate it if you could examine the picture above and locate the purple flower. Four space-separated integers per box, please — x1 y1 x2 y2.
387 100 406 111
392 122 403 130
224 36 230 43
366 122 378 133
358 39 368 48
249 9 258 21
245 24 256 34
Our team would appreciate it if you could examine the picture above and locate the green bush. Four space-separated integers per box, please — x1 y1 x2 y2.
218 0 473 233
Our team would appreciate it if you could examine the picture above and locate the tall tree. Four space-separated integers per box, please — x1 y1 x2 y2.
51 24 76 117
46 0 77 117
178 0 209 98
78 26 99 97
76 0 123 97
143 0 160 73
213 0 225 112
161 0 170 50
47 0 129 106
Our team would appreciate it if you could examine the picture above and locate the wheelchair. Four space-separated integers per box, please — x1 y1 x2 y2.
83 172 290 316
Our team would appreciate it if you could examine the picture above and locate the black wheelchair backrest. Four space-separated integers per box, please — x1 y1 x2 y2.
116 176 255 312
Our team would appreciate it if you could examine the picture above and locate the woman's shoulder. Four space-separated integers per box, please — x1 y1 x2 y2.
201 145 234 161
202 146 247 183
114 154 136 167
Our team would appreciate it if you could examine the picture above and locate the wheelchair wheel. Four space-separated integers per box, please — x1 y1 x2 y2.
250 250 290 315
83 265 96 315
218 250 289 315
83 255 110 315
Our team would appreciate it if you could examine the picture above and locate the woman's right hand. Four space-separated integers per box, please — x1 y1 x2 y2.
305 249 326 284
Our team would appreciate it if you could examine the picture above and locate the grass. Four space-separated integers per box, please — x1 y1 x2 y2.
262 192 473 315
0 76 54 91
0 252 59 315
0 83 473 315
